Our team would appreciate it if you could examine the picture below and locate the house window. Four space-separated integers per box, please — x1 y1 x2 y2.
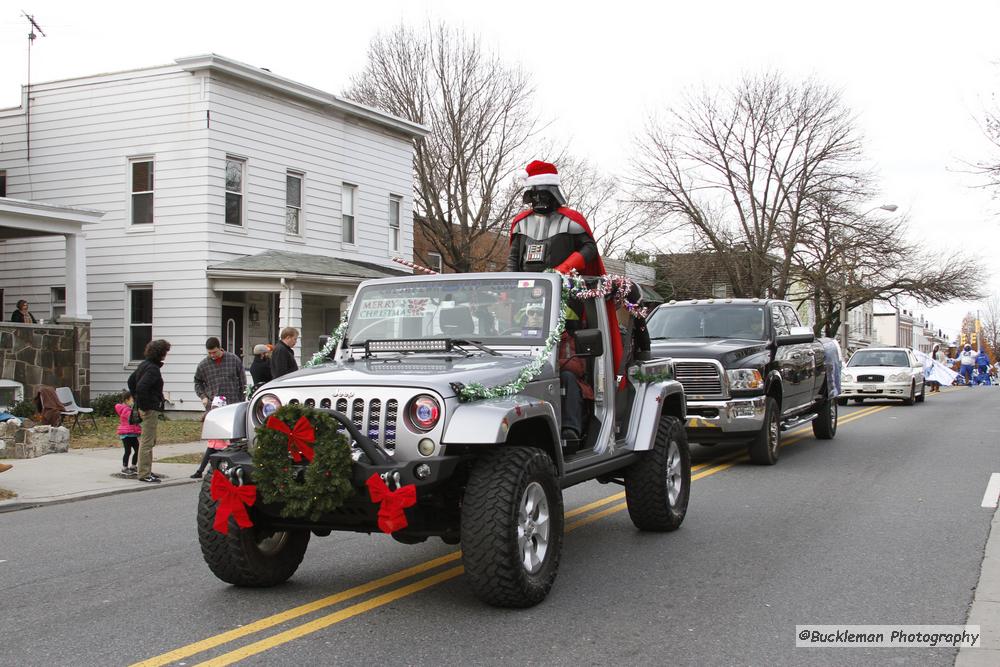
286 171 303 235
712 282 727 298
0 169 6 197
388 195 401 252
128 286 153 362
130 158 154 224
50 286 66 320
342 184 356 244
427 252 443 273
225 157 245 226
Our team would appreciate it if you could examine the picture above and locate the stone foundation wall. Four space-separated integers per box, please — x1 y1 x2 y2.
0 321 91 406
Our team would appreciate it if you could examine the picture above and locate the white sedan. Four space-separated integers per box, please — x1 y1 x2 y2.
838 347 925 406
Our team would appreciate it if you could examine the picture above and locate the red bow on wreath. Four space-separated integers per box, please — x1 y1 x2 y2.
211 472 257 535
366 473 417 534
266 415 316 463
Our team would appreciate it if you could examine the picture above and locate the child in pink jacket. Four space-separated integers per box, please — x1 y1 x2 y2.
115 391 142 477
191 396 229 479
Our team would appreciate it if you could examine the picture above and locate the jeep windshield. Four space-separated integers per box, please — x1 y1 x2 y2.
647 304 767 341
346 277 554 349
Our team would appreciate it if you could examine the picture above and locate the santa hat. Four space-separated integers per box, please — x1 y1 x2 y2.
523 160 561 188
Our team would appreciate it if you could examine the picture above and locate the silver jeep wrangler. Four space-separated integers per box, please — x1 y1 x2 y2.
198 272 690 607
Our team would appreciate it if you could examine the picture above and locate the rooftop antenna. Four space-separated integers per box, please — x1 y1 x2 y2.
22 11 46 162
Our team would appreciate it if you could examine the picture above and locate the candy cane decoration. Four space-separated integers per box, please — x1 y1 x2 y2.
392 257 439 275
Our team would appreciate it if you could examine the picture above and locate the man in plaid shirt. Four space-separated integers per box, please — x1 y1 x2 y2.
194 337 247 409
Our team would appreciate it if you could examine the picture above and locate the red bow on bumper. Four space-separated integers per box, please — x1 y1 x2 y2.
210 472 257 535
366 473 417 534
266 415 316 463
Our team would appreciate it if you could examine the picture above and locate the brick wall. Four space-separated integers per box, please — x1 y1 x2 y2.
0 321 91 406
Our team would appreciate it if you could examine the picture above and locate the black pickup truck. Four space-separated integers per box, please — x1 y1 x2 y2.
645 298 839 465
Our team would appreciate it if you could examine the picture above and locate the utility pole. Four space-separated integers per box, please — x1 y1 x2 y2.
22 11 46 162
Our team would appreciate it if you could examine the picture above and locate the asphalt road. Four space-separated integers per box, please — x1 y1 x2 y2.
1 386 997 666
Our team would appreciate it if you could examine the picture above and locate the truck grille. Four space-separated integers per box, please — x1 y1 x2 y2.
674 361 723 396
857 374 884 382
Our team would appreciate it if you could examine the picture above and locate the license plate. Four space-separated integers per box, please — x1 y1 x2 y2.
862 384 877 392
526 243 545 262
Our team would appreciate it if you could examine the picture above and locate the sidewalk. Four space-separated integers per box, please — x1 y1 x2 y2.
0 440 209 512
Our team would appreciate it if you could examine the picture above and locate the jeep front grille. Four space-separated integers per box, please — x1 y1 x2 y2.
674 361 723 396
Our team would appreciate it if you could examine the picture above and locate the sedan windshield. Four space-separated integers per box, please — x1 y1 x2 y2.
346 277 553 347
848 350 910 367
646 305 767 341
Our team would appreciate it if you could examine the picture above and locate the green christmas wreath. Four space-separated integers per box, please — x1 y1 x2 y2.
251 403 354 521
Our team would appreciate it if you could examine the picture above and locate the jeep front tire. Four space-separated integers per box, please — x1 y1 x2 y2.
461 447 564 608
197 471 310 587
624 416 691 531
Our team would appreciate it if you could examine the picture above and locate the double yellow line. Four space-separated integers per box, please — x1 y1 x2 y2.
135 403 890 667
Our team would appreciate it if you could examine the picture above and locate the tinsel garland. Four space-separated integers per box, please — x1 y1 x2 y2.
560 270 650 319
630 370 673 384
251 404 354 520
305 312 351 368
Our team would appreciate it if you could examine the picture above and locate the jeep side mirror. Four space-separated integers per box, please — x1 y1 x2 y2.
574 329 604 357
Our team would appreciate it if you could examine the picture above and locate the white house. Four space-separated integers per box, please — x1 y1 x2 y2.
0 54 426 411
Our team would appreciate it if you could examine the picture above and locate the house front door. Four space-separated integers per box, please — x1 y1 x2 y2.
222 304 245 359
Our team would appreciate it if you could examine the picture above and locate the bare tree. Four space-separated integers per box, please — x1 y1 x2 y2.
980 297 1000 355
632 72 870 298
346 23 537 273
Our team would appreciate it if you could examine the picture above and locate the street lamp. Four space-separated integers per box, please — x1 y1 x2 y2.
839 204 897 350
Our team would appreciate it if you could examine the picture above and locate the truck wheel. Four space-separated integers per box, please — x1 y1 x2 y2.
916 382 926 403
461 447 563 608
902 382 915 406
624 416 691 531
748 397 780 465
197 471 310 587
812 395 838 440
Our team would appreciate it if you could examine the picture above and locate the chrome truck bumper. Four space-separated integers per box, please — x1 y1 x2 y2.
684 396 767 441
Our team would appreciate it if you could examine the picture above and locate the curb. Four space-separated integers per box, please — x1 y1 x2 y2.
0 476 201 513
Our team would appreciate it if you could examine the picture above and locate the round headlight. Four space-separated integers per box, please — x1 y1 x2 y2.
407 395 441 432
254 394 282 423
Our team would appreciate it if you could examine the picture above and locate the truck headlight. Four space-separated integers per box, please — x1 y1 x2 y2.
726 369 763 390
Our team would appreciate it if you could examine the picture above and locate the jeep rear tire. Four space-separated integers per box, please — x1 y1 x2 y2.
748 397 780 465
624 416 691 531
197 471 310 587
461 447 563 608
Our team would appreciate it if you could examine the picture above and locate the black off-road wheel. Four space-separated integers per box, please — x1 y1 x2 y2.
748 397 780 465
624 416 691 531
461 447 564 608
812 393 838 440
197 471 310 587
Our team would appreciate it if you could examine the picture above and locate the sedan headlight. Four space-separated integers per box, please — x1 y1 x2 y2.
726 368 764 391
253 393 282 424
889 372 908 382
842 373 854 383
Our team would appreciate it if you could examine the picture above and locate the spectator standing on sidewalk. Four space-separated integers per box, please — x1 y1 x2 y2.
249 343 273 390
194 337 246 410
128 339 171 484
270 328 299 379
114 391 142 477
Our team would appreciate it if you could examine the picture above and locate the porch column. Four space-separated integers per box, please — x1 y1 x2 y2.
278 281 303 364
64 233 91 320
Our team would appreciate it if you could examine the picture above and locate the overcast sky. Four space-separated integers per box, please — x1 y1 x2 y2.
1 0 998 337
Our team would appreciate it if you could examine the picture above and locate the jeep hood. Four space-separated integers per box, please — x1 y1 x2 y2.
255 355 540 398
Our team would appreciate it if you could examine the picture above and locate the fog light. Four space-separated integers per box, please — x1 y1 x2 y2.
418 438 436 456
415 463 431 479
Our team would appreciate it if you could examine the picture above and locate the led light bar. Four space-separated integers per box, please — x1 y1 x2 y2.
365 339 453 353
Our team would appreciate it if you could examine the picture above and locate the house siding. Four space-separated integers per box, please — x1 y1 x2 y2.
0 60 417 409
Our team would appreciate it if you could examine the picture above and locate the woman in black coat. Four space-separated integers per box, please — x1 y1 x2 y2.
10 300 37 323
249 344 273 389
129 339 170 483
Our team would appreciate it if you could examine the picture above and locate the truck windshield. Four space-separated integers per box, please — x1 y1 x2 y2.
346 277 554 347
646 305 767 341
848 350 910 367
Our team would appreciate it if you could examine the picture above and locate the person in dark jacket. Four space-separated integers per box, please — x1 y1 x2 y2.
128 339 170 483
10 299 37 324
270 327 299 379
249 343 273 389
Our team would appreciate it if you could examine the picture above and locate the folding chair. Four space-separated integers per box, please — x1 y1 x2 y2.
55 387 97 432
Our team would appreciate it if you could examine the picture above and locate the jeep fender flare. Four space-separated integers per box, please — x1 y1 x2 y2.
625 380 686 452
443 395 560 447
